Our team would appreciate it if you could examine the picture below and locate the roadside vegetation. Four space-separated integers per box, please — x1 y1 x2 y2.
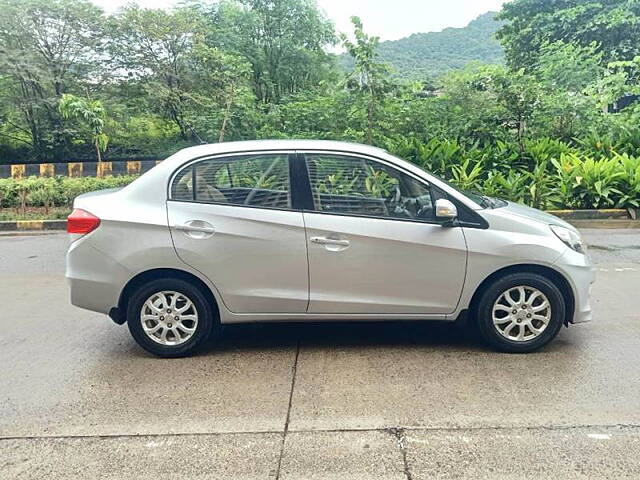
1 0 640 215
0 206 70 221
0 176 137 219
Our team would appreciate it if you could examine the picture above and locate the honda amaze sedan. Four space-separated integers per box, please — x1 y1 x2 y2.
66 140 595 357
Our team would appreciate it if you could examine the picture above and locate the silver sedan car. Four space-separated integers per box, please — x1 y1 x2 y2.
66 140 595 357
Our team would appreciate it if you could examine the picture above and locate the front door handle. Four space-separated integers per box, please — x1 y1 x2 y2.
310 236 350 247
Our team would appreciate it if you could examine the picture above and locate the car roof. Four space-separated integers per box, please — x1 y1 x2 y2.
171 139 386 160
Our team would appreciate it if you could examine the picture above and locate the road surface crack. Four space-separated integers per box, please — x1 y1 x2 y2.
274 340 300 479
389 427 413 480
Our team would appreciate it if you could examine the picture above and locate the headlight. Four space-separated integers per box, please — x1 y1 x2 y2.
550 225 586 254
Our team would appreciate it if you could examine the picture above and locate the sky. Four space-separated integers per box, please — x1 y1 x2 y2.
92 0 509 41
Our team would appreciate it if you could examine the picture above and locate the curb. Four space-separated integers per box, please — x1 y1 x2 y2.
0 220 66 232
566 219 640 229
547 209 630 220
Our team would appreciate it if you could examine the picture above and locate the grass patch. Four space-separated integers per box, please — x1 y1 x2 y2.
0 207 71 221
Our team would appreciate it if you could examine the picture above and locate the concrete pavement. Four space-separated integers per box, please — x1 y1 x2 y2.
1 231 640 478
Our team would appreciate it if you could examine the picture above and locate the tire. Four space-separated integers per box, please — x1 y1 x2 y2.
126 278 218 358
475 272 565 353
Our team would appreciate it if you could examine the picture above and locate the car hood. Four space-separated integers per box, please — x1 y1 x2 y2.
499 201 576 231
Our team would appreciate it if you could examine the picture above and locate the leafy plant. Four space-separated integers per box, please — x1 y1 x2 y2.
316 171 360 195
450 159 484 192
59 94 109 162
363 166 398 198
494 170 529 204
526 161 555 209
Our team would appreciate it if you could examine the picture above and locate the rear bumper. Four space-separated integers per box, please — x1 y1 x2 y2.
66 236 129 315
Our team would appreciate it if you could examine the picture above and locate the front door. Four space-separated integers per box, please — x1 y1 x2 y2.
302 153 468 315
167 152 308 314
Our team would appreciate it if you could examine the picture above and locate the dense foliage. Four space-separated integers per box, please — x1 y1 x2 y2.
3 142 640 213
497 0 640 70
1 0 640 211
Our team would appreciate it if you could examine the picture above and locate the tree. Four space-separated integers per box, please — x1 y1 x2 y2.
200 0 337 104
188 44 255 142
440 65 541 152
497 0 640 70
107 5 206 142
342 17 393 145
58 94 109 162
0 0 104 160
533 42 604 140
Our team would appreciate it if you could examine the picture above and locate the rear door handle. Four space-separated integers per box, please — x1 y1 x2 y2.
175 224 216 234
310 237 350 247
174 221 216 238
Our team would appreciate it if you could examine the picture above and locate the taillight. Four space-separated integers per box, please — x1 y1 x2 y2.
67 209 101 234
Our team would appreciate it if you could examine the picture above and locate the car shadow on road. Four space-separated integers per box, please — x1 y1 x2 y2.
202 320 488 355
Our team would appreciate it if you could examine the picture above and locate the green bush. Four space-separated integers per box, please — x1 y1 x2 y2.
0 175 138 210
385 137 640 210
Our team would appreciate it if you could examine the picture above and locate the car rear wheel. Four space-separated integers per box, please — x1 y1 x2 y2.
127 278 217 357
475 272 565 353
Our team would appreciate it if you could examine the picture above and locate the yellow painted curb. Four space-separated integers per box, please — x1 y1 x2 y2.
97 161 113 177
68 162 83 177
17 220 44 230
11 164 25 179
127 161 141 175
40 163 55 177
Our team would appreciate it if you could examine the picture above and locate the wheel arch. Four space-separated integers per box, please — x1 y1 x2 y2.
468 264 575 326
111 268 220 325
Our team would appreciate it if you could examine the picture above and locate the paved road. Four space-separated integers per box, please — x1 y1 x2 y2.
1 230 640 479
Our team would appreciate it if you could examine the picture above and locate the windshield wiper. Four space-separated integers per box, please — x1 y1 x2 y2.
478 195 496 209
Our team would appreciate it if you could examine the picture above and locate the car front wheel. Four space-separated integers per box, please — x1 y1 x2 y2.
127 278 216 357
476 272 566 353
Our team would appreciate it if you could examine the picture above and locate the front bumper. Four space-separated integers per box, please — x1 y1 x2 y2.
554 249 596 324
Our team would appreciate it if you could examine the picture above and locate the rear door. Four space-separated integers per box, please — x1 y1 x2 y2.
167 152 309 314
302 152 468 315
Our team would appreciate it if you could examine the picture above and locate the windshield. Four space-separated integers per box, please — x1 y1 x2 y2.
428 173 488 207
386 152 504 208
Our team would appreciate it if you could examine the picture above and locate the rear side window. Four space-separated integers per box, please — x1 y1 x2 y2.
305 154 434 221
171 168 194 200
171 154 291 209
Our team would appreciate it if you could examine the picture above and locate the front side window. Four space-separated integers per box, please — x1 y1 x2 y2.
171 154 291 209
305 154 434 221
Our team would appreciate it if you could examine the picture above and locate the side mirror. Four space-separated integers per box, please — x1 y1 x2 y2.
435 199 458 225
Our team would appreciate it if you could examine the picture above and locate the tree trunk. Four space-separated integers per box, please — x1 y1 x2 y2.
219 85 236 143
367 93 376 145
95 137 102 162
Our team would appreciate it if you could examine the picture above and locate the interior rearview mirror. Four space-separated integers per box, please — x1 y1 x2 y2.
435 199 458 224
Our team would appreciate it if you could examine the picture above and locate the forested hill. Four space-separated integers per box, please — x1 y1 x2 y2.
339 12 504 80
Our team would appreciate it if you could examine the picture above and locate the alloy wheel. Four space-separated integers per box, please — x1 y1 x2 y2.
140 291 199 346
492 286 552 342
